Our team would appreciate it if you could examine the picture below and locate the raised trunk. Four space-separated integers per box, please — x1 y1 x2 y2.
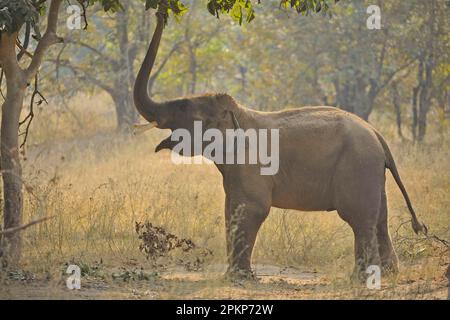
133 9 166 122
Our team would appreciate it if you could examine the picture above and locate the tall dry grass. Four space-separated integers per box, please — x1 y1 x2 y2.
2 93 448 298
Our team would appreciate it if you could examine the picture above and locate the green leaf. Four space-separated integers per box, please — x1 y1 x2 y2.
246 9 255 23
145 0 159 10
207 1 215 16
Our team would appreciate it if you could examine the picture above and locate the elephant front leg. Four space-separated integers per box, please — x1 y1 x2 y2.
224 199 269 280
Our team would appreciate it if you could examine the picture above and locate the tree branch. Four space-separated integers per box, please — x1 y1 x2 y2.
148 41 183 92
376 30 388 82
17 22 32 61
193 25 221 48
0 216 55 236
50 59 115 94
25 0 64 80
15 38 33 60
19 74 47 149
65 38 119 69
77 0 89 30
377 59 416 94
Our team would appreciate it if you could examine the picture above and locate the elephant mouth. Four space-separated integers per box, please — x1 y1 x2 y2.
155 134 175 153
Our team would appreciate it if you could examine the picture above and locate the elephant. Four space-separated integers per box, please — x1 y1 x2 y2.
133 10 427 280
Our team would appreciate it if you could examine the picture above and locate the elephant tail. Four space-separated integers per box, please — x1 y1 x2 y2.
374 130 428 236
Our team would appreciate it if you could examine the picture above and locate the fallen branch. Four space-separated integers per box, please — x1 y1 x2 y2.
426 234 450 249
394 219 450 251
0 216 55 236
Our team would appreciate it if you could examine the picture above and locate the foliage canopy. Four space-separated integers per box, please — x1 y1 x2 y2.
0 0 338 37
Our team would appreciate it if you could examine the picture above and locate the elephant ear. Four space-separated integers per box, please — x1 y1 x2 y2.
203 109 240 132
229 111 240 129
207 94 241 131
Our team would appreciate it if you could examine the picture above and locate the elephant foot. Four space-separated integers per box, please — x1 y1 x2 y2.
351 263 386 287
381 260 399 275
350 265 377 284
350 269 367 284
223 267 256 282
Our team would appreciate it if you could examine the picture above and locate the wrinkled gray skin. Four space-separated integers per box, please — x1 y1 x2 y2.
134 12 427 280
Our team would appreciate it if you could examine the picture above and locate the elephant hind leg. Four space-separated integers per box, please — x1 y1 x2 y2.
337 203 381 280
377 191 399 274
351 225 381 281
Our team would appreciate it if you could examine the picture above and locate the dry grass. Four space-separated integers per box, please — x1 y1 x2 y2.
0 94 449 299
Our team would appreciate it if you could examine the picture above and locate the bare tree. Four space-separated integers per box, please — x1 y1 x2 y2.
0 0 63 265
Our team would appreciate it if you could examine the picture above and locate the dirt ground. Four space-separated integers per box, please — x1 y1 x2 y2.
1 264 448 300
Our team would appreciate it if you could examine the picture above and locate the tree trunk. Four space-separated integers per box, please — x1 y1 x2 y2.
413 57 433 143
112 93 135 131
0 0 63 266
336 82 353 113
417 89 429 142
411 86 419 141
417 59 433 142
392 83 403 139
188 45 197 95
335 79 374 121
416 1 436 142
116 4 137 130
354 92 374 122
238 64 248 103
0 71 25 266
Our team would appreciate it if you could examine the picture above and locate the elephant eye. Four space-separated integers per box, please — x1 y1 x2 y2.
179 104 187 112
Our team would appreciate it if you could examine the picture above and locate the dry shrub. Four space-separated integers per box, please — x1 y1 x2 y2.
135 221 213 271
